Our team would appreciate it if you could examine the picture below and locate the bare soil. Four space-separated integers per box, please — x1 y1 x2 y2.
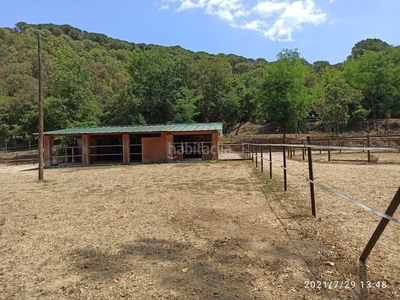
0 159 399 299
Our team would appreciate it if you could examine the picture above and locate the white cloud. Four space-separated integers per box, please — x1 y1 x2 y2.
160 0 328 41
254 1 287 17
241 19 268 32
265 0 327 41
159 4 170 10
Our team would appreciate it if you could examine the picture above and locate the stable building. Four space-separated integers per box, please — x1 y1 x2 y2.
43 123 223 167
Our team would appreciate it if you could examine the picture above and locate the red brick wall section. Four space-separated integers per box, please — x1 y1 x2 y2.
142 137 167 163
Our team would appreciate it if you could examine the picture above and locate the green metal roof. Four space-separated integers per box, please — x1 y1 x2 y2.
44 123 223 136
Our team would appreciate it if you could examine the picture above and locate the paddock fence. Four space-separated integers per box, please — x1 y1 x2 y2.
242 137 400 262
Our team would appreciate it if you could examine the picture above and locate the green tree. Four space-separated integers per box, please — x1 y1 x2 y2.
124 49 193 124
255 49 313 136
193 56 242 131
344 47 400 132
348 38 390 60
319 74 364 134
45 45 99 130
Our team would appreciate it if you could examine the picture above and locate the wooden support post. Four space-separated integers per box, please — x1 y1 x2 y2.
328 136 331 162
287 143 290 158
302 139 305 160
283 139 287 191
307 136 316 217
251 144 254 162
261 145 264 172
360 187 400 262
367 134 371 163
269 145 272 179
37 33 44 180
255 143 258 168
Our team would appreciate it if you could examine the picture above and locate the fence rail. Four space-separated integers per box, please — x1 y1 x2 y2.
0 143 38 153
242 137 400 262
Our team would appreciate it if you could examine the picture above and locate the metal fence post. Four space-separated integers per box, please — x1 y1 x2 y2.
307 136 316 217
367 134 371 163
269 145 272 179
261 145 264 173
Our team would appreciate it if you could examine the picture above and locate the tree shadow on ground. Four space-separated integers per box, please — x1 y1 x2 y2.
68 237 308 299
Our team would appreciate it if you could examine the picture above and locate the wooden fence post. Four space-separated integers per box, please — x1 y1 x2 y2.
367 134 371 163
302 139 305 160
261 145 264 173
307 136 316 217
269 145 272 179
255 143 258 168
251 144 254 162
283 138 287 191
328 136 331 162
360 187 400 262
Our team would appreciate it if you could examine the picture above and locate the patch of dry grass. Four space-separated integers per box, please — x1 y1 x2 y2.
0 161 399 299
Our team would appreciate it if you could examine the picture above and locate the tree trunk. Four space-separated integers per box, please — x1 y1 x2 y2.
235 122 244 135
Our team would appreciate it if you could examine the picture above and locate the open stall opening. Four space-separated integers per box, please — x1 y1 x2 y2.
173 135 212 160
90 135 123 164
51 136 82 166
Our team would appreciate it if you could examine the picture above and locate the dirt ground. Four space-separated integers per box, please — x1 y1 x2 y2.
0 159 399 299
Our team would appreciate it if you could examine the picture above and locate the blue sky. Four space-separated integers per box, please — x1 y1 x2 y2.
1 0 399 64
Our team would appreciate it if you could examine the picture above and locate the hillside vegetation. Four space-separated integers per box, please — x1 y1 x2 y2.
1 22 400 144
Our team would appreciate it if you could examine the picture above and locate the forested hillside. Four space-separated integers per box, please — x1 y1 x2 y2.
1 22 400 144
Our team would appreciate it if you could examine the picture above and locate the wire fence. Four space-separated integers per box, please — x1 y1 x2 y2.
242 138 400 262
0 143 38 153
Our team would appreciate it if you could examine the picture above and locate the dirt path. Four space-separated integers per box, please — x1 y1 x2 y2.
0 161 398 299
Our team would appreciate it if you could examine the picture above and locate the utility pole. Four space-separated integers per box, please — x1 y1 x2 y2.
38 32 44 180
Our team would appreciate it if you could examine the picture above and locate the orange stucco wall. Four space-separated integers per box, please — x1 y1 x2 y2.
82 135 90 165
123 134 130 164
212 132 219 160
142 136 167 163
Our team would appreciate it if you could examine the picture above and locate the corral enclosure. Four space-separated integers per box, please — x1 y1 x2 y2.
0 158 399 299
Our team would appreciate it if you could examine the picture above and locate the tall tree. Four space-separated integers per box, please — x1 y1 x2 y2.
194 56 240 130
255 49 313 136
315 69 364 134
44 45 99 130
348 38 390 60
344 47 400 132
